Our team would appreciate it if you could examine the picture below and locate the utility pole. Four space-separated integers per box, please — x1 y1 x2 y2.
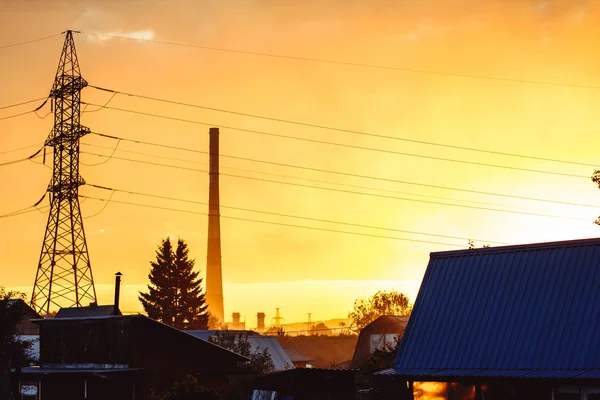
272 307 284 327
31 30 96 315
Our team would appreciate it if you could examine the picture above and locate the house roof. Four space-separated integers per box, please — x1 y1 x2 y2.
392 237 600 381
362 315 409 333
35 315 249 369
7 299 41 319
55 305 120 318
185 330 294 371
283 346 313 363
351 315 408 369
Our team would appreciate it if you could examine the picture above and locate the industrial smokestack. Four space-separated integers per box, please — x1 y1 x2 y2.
206 127 224 324
113 272 122 316
257 312 266 331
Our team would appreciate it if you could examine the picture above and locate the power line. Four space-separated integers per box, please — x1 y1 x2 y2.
0 97 47 110
79 150 592 222
80 142 557 213
85 183 510 245
77 32 600 90
88 132 598 209
78 194 463 248
88 85 599 168
0 110 34 121
0 33 63 49
0 98 50 122
0 192 48 219
0 142 43 155
0 148 43 167
82 104 588 179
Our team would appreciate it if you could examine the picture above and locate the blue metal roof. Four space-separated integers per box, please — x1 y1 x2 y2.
393 237 600 380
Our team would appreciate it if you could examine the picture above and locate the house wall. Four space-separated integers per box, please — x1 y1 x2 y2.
18 315 40 335
18 374 137 400
38 318 133 365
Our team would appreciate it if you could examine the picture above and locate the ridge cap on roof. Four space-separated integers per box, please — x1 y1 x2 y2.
430 237 600 258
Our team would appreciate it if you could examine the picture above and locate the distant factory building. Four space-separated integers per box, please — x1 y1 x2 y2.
378 237 600 399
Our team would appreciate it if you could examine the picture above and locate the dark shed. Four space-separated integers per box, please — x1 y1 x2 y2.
16 314 248 399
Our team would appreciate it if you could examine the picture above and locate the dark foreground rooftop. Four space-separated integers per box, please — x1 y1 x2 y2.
391 237 600 381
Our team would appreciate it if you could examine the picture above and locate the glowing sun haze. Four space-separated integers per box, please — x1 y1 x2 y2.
1 0 599 324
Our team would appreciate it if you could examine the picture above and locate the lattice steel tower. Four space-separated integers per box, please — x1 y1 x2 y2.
32 30 96 314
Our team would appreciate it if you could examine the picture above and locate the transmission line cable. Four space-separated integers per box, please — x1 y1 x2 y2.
0 97 51 121
0 148 44 167
88 131 597 208
82 104 588 179
0 142 43 155
80 140 122 166
77 32 600 90
88 85 599 168
0 97 47 110
86 183 511 245
78 194 464 247
0 33 63 49
80 142 555 213
86 132 599 208
79 150 592 222
0 192 47 219
82 92 118 113
0 110 34 121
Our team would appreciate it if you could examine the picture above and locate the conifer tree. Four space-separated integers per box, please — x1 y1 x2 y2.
139 238 209 330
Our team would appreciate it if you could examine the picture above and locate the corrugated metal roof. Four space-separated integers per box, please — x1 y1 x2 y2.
393 237 600 380
186 330 294 371
378 368 600 380
283 346 313 363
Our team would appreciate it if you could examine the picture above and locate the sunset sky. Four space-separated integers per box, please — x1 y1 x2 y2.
1 0 600 326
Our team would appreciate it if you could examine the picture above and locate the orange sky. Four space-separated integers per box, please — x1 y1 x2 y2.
1 0 600 325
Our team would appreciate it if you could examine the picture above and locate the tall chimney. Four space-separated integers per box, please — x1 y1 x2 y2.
206 127 224 323
257 312 266 331
113 272 122 316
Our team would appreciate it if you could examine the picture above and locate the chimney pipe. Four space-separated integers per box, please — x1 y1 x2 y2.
114 272 122 315
206 127 224 323
257 312 266 330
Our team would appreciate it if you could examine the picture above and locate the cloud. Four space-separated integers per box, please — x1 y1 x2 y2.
86 29 155 43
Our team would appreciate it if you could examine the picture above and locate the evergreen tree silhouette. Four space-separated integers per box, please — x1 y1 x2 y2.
139 238 209 330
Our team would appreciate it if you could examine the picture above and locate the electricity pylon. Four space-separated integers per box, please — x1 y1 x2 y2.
31 30 96 315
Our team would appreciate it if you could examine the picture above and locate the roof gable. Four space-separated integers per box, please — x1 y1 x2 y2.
185 330 294 370
394 238 600 374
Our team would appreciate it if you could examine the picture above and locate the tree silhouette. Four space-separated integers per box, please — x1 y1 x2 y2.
348 290 412 331
139 238 209 330
0 288 34 398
